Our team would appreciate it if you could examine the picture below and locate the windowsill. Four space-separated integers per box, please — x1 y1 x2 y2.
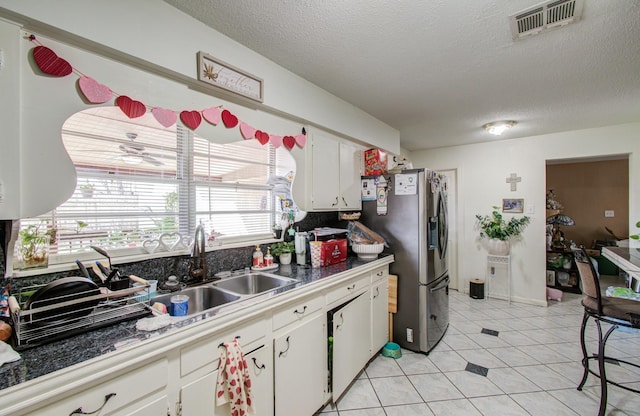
10 236 282 278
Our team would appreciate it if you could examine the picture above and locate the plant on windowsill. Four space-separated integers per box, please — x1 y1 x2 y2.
476 206 531 255
79 183 95 198
270 241 295 265
14 224 54 270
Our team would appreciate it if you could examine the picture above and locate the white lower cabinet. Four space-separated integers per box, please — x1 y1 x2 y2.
30 359 169 416
274 313 327 416
330 290 371 399
179 344 273 416
180 370 218 416
371 278 389 353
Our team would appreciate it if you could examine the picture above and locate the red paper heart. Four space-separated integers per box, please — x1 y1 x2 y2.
78 76 112 103
283 135 296 150
180 110 202 130
116 96 146 119
295 134 307 148
270 135 282 148
202 107 221 125
33 46 72 77
151 107 177 128
221 110 239 128
240 122 256 140
255 130 269 145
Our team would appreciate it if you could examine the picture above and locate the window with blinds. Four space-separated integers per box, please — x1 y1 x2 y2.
19 107 295 264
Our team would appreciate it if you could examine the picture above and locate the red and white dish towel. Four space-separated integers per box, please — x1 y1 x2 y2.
216 338 254 415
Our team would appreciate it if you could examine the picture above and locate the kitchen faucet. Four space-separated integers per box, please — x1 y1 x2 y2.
188 224 208 283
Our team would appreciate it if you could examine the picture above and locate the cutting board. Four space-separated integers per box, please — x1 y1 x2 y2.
388 274 398 313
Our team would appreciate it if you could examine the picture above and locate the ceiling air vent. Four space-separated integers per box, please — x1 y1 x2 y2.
509 0 584 40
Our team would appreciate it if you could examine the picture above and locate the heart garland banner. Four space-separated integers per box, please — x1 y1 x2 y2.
28 35 306 150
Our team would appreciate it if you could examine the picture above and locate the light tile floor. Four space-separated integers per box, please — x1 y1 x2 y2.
317 288 640 416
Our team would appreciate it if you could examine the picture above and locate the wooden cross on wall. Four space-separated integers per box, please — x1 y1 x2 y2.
506 173 521 191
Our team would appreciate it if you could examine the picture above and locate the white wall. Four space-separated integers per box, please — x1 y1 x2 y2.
0 0 400 219
410 123 640 305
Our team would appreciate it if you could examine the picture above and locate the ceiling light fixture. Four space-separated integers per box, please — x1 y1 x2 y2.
482 120 517 136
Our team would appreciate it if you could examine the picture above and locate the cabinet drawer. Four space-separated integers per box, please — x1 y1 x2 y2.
180 318 266 377
371 266 388 283
326 275 370 307
272 295 323 331
34 359 168 416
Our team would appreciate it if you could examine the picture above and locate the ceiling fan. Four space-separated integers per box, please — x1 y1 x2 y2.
116 132 164 166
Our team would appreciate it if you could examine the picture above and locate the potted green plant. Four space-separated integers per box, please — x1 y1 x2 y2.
79 183 95 198
476 206 531 255
14 224 52 270
270 241 295 265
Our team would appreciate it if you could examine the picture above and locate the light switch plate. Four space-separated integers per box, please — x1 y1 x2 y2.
526 204 535 214
605 210 615 218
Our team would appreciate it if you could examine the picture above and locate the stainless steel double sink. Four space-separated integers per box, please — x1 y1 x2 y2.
152 272 299 316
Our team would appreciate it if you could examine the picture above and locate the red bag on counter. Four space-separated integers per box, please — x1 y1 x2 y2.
321 239 347 266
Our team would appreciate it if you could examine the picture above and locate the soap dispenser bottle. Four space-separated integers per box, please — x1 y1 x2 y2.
264 247 274 267
252 245 264 268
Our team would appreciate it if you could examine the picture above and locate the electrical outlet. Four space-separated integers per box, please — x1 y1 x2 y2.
406 328 413 343
605 210 615 218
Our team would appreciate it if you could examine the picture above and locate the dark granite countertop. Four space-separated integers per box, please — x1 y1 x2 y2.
0 254 391 391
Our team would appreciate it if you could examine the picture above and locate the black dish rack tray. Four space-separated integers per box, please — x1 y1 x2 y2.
10 284 152 351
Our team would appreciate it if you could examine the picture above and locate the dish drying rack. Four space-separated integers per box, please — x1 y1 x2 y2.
10 284 151 350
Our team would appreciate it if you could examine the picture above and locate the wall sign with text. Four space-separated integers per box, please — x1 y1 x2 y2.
197 51 264 102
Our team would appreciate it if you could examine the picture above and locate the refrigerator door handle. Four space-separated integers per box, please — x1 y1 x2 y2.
430 277 450 293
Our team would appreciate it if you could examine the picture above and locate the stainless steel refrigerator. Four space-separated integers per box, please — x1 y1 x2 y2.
361 168 449 353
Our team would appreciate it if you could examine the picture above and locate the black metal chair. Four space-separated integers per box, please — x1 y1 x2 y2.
572 247 640 416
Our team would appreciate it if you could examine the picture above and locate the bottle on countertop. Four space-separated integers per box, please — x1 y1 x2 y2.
252 245 264 268
264 247 274 267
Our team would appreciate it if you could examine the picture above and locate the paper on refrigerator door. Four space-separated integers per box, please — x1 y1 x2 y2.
395 173 418 195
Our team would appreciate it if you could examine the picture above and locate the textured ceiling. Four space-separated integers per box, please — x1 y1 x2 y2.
163 0 640 151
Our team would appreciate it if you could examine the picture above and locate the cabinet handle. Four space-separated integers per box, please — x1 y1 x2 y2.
69 393 116 415
331 196 339 206
376 271 384 276
293 305 307 315
347 284 356 291
252 357 266 370
278 336 290 357
336 312 344 330
373 287 380 298
218 335 240 348
341 196 348 206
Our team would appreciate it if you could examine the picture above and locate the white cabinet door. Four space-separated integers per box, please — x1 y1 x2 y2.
331 291 371 399
180 370 217 416
123 396 169 415
339 141 362 210
371 279 389 353
180 345 273 416
245 345 274 416
274 314 327 416
311 133 341 209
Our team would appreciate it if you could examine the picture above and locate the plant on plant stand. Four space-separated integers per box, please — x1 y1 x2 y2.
476 206 531 255
270 241 295 265
14 223 53 270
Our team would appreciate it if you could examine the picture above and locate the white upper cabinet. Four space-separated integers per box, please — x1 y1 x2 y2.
307 130 363 211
